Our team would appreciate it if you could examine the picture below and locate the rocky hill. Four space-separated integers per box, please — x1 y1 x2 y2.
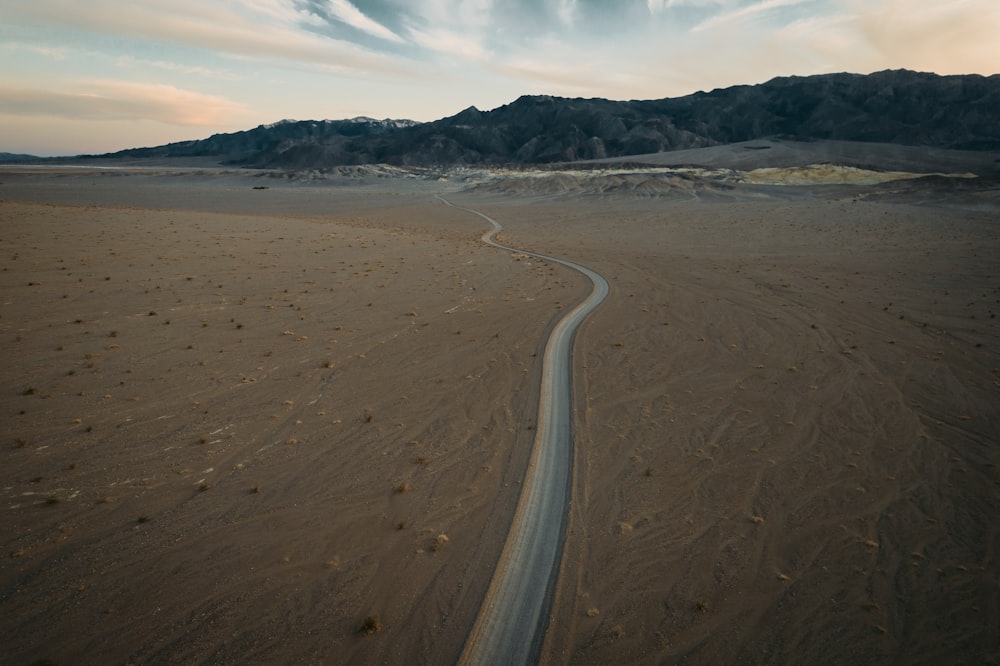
99 70 1000 167
96 117 419 164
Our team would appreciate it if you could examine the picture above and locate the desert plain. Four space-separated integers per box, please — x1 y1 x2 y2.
1 144 998 665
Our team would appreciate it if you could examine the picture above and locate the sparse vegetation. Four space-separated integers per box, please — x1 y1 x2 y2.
359 614 382 636
430 533 449 552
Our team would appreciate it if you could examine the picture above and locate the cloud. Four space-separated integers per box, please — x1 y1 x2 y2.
306 0 405 43
556 0 579 25
115 55 242 80
2 42 68 60
655 0 723 8
408 26 488 60
3 0 413 77
692 0 812 32
0 81 248 126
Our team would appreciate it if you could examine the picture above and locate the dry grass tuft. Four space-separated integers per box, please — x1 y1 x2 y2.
396 482 411 494
359 614 382 636
430 533 449 552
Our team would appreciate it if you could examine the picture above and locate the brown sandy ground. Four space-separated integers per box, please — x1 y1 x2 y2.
2 168 999 665
446 192 998 665
0 178 583 664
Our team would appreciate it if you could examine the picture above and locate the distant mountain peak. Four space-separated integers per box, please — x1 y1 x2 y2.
261 119 298 129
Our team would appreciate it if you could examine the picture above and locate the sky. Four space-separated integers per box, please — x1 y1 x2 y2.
2 0 998 155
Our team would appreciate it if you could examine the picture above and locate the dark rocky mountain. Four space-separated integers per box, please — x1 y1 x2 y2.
100 70 1000 167
0 152 42 162
94 117 419 164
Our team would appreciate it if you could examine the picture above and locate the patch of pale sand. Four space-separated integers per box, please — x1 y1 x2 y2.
447 194 1000 666
0 197 585 664
743 164 975 186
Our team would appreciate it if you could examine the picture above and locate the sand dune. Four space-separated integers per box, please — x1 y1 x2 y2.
1 165 997 664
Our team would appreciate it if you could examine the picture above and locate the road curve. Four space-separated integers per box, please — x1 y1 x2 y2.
437 196 609 666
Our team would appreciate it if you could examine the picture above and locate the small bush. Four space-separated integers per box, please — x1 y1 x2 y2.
359 614 382 636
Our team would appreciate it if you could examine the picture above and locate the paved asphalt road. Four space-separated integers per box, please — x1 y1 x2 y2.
438 196 609 666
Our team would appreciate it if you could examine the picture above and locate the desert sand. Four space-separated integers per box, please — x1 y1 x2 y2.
1 157 998 665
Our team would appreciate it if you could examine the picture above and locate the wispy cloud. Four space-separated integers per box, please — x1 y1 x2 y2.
4 0 413 77
556 0 579 25
2 42 68 60
305 0 405 43
692 0 811 32
114 55 242 80
0 81 248 126
408 26 488 60
654 0 724 8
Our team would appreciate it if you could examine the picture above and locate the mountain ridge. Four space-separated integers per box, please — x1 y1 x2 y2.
49 69 1000 167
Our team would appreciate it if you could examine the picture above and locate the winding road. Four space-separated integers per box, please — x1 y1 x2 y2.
437 196 609 666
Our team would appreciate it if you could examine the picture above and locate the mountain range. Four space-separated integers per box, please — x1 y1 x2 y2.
89 69 1000 168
